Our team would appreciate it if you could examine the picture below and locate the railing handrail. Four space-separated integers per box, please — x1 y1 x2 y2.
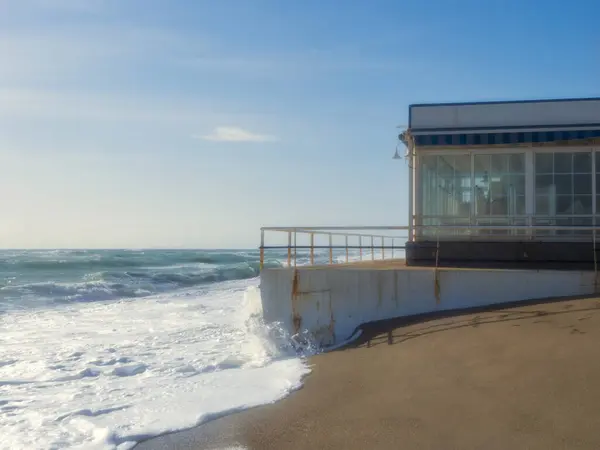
262 224 600 232
261 226 408 231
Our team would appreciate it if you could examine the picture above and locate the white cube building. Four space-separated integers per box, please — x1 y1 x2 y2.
403 97 600 265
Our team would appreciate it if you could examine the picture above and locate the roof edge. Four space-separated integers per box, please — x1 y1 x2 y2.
409 96 600 109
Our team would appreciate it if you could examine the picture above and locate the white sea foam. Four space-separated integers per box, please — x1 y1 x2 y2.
0 279 309 450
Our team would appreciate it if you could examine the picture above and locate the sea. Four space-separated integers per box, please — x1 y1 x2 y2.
0 249 340 450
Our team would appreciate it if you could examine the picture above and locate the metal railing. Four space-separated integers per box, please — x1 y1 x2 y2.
259 223 600 270
259 226 408 269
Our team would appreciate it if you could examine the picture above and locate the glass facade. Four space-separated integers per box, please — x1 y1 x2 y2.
420 154 471 236
417 149 599 239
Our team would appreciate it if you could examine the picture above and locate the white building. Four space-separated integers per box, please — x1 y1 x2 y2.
403 97 600 265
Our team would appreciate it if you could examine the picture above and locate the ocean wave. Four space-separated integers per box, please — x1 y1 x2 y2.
0 259 282 307
0 250 266 272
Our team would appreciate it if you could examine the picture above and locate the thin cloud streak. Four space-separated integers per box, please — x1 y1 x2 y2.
194 126 278 143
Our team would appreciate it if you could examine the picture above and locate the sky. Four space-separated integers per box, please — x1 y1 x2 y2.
2 0 600 248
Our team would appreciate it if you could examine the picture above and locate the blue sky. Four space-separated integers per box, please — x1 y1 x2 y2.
1 0 600 248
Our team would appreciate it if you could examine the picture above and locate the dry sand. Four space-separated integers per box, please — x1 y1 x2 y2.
137 296 600 450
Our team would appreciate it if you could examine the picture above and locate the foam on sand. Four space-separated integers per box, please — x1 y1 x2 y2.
0 279 309 450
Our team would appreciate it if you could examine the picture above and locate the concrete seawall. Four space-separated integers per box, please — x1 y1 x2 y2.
259 262 599 345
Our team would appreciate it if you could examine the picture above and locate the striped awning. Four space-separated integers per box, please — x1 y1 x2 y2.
411 128 600 147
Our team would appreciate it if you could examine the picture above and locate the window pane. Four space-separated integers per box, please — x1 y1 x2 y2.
535 175 553 194
515 196 526 215
536 195 549 214
573 152 592 173
574 174 592 195
509 174 525 196
554 153 572 173
573 195 592 214
536 153 553 173
453 154 471 173
420 153 472 222
491 154 508 174
474 154 491 174
596 152 600 173
437 156 454 177
557 195 573 215
555 174 572 196
509 154 525 173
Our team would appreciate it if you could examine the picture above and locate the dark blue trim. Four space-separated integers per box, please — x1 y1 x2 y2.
410 96 600 109
414 129 600 147
411 123 600 133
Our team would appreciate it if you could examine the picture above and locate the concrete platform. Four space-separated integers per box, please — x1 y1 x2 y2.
260 262 600 345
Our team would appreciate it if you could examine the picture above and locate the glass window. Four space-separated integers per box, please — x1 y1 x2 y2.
509 153 525 173
474 153 525 219
536 175 552 193
419 154 472 236
554 174 572 196
574 153 592 173
536 196 549 215
554 153 572 173
534 152 593 235
491 154 508 173
535 153 553 173
420 155 471 217
574 174 592 195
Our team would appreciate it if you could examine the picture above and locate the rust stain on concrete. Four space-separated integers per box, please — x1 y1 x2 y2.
434 269 441 304
328 292 336 344
291 269 302 334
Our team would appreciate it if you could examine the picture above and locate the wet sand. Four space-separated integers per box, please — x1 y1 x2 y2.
137 296 600 450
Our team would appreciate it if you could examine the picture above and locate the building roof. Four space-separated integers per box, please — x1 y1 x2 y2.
409 97 600 133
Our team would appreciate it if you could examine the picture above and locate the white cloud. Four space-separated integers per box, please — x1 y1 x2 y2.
194 126 278 143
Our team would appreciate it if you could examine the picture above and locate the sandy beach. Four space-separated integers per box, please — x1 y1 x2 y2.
137 296 600 450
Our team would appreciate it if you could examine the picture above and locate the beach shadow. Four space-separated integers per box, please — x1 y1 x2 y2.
346 295 600 350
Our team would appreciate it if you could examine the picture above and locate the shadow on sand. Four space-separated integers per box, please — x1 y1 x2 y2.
344 294 600 350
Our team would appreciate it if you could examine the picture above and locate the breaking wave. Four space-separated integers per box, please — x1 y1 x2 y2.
0 250 283 309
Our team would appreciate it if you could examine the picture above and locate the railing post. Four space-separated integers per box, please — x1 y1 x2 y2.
287 231 292 267
329 234 333 264
293 231 297 267
310 233 315 265
345 235 349 263
381 237 385 260
371 236 374 260
391 237 394 259
359 235 363 260
260 229 265 271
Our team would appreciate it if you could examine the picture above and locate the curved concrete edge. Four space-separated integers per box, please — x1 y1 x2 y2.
259 266 598 346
